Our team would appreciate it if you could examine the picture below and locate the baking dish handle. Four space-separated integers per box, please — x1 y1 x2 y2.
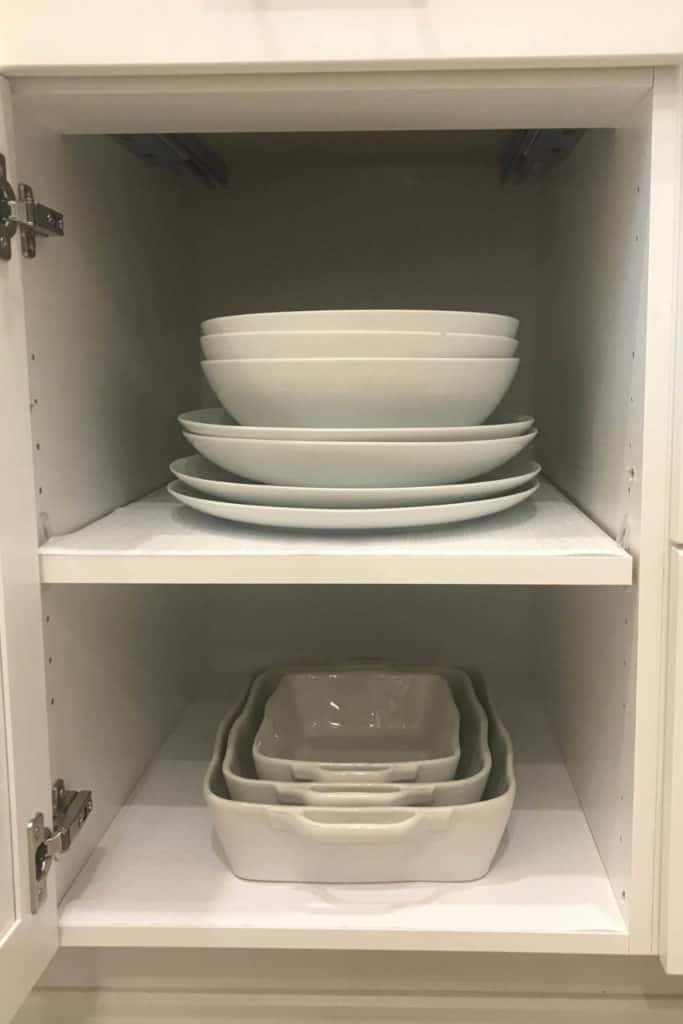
300 785 432 807
269 807 450 841
292 763 416 784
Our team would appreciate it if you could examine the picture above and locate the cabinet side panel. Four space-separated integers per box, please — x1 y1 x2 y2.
536 72 681 952
46 585 203 901
536 587 635 931
13 118 199 537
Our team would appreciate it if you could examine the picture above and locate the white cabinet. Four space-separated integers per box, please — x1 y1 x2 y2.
1 59 683 1021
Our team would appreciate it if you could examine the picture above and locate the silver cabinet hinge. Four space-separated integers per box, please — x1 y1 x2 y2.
0 152 64 261
27 780 93 913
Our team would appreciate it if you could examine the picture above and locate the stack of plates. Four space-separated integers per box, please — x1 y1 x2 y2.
204 662 516 882
169 310 540 530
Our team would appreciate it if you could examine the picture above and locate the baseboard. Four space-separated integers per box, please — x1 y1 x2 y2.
15 988 683 1024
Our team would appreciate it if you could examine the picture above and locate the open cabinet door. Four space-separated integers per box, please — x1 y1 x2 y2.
0 77 58 1021
663 549 683 973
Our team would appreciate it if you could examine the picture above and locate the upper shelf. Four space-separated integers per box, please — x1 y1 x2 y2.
39 479 632 586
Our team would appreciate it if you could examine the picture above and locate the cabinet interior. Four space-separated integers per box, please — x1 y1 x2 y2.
10 68 675 955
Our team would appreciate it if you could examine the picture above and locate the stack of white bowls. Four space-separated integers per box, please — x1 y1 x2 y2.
169 310 540 530
204 661 516 883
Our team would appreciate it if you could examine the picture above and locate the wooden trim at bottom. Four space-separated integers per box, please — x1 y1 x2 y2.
16 989 683 1024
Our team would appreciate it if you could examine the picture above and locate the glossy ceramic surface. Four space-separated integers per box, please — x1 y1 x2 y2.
253 668 461 781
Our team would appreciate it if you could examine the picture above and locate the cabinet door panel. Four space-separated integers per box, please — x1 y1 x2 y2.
0 76 57 1022
661 547 683 971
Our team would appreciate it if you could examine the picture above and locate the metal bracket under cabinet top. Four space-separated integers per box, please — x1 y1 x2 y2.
0 152 64 260
27 779 93 913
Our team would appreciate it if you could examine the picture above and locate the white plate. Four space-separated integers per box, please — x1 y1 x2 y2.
167 480 539 530
178 408 534 442
201 330 518 360
202 357 519 428
201 309 519 338
170 455 541 508
183 430 537 487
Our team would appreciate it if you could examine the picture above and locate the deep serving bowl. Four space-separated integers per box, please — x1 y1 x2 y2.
182 430 537 487
201 357 520 428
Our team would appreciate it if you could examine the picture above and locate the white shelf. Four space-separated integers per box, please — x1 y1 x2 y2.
58 699 628 953
40 479 632 585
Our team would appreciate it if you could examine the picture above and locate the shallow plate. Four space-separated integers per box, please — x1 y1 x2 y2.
167 480 539 530
170 455 541 508
201 309 519 338
201 330 518 360
179 408 534 442
202 357 520 428
183 430 537 487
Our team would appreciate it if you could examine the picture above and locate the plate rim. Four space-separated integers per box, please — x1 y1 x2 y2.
167 478 540 518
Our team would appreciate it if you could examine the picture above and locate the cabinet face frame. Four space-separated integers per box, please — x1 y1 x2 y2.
0 76 58 1023
2 62 683 982
1 2 683 72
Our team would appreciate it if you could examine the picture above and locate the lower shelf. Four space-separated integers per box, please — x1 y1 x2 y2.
58 700 628 953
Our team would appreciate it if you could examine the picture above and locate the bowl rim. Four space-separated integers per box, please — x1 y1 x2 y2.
182 428 538 451
201 356 521 367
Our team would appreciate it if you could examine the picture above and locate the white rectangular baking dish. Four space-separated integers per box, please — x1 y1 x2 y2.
224 665 489 806
205 668 514 882
253 664 461 783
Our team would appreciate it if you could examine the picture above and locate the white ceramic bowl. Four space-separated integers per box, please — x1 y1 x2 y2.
178 408 534 442
170 454 541 508
201 357 520 428
205 667 515 883
252 667 460 783
182 430 537 487
222 664 491 806
201 309 519 338
201 331 518 361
